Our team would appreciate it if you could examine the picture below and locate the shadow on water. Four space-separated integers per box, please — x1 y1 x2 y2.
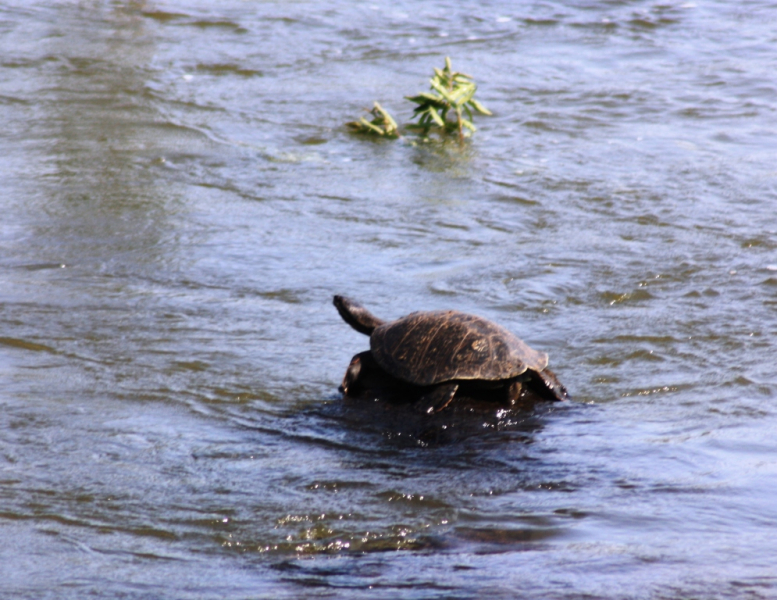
208 389 580 566
324 392 558 448
230 398 584 596
408 135 478 175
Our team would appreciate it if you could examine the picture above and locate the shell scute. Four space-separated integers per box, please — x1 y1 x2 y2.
370 310 548 386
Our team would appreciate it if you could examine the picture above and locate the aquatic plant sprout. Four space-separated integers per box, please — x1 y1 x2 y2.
347 57 491 141
406 57 492 140
346 102 399 138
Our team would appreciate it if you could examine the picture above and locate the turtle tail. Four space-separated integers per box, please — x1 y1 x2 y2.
333 295 386 335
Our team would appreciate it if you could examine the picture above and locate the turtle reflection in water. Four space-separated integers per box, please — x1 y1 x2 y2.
333 295 570 414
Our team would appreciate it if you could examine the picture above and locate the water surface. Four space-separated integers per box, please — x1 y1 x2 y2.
1 1 776 598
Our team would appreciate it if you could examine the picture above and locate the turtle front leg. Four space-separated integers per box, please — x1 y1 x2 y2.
414 382 459 415
506 379 523 405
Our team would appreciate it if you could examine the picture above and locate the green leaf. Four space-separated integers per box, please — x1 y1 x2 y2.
430 80 455 104
468 98 492 115
428 107 446 127
372 102 398 133
449 85 475 107
421 92 443 101
405 93 446 108
361 118 387 135
402 56 490 138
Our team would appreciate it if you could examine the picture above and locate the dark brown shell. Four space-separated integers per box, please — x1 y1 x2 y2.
370 310 548 386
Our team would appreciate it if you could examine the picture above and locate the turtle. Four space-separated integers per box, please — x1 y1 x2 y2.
333 295 570 413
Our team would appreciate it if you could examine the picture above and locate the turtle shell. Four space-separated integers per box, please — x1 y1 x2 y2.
370 310 549 386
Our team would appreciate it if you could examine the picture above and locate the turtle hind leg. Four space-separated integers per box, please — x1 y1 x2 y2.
505 376 546 410
340 351 416 401
414 382 459 415
340 351 375 396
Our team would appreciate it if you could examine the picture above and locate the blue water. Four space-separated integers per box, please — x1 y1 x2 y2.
1 1 776 598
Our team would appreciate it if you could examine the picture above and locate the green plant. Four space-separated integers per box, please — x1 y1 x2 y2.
346 102 399 138
345 57 491 142
405 57 491 140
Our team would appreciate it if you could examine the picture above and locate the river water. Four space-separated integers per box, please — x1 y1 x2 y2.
1 1 776 598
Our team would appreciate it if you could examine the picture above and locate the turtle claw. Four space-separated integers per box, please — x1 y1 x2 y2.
414 382 459 414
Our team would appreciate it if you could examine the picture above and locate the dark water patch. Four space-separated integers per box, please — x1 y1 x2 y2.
454 525 564 550
194 63 263 78
0 337 58 354
598 289 655 306
140 10 189 24
521 17 560 27
188 20 247 33
12 262 69 271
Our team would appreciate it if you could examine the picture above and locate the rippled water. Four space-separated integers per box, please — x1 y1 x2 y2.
1 1 776 598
